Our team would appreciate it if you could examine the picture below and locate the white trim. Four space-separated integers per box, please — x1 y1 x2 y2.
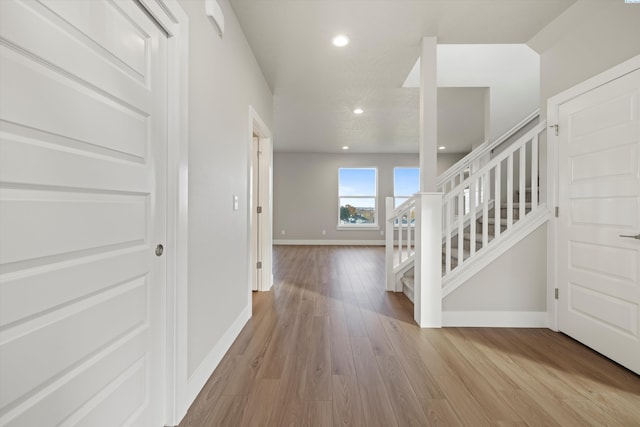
137 1 189 425
545 54 640 334
442 207 550 298
442 311 548 327
248 106 273 293
185 304 251 410
336 225 380 230
338 166 379 227
274 239 385 246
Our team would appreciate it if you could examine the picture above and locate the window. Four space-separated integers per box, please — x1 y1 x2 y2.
338 168 377 226
393 167 420 208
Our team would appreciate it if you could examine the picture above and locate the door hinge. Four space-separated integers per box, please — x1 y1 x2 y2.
555 206 559 218
550 124 559 136
554 288 559 300
256 261 262 269
257 206 262 214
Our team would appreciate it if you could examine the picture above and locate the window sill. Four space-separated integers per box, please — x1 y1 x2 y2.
336 224 380 231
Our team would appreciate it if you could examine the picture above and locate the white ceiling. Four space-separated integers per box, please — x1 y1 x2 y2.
230 0 576 153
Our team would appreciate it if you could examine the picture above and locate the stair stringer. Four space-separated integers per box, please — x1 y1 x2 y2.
442 205 550 298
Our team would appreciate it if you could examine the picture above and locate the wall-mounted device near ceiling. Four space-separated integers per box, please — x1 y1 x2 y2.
205 0 225 37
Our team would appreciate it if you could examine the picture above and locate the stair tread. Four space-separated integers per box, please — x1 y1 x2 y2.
501 202 532 208
401 275 414 290
463 232 484 240
443 247 471 260
484 218 509 225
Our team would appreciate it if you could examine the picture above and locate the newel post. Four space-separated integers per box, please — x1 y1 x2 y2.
414 192 443 327
385 197 395 291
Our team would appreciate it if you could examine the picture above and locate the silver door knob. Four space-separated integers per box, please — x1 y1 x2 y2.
620 233 640 240
155 244 164 256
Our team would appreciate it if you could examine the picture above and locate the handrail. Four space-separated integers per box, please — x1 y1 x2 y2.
391 194 417 218
437 109 540 189
442 120 546 203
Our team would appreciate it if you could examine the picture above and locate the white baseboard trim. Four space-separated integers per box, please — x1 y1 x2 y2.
184 303 251 412
274 239 385 246
442 311 548 328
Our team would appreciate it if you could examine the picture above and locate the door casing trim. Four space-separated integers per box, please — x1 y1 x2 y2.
546 54 640 331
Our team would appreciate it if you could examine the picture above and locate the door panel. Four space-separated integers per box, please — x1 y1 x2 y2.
558 69 640 374
0 0 166 425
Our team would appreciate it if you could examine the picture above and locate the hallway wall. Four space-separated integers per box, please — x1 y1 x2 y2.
180 0 273 387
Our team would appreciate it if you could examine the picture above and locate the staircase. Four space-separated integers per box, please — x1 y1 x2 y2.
385 110 550 305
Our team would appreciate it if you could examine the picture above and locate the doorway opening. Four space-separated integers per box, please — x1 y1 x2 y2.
249 107 273 292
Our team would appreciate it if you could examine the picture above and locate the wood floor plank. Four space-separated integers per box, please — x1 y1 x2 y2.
350 336 398 427
378 315 444 399
419 398 463 426
240 379 280 427
332 374 366 427
179 246 640 427
375 354 430 426
305 315 332 400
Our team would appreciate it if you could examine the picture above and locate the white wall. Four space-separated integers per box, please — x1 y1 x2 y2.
529 0 640 114
404 45 540 142
273 152 463 242
180 0 273 381
443 224 547 312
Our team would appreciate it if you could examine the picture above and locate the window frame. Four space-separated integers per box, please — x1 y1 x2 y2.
337 167 379 229
393 166 420 208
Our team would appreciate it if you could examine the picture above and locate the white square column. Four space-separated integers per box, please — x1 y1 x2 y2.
414 193 442 327
419 37 438 193
415 36 442 328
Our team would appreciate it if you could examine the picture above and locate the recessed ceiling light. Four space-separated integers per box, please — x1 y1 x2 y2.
353 108 364 114
332 35 350 47
342 146 349 150
438 146 446 150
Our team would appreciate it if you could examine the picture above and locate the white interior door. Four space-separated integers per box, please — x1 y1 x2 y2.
558 69 640 375
0 0 167 425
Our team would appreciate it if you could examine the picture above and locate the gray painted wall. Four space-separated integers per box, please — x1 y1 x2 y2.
181 0 273 377
530 0 640 114
273 152 464 242
443 224 548 312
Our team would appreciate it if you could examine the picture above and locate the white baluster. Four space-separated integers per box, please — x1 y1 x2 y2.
469 180 477 256
445 201 451 274
457 192 464 266
398 213 404 264
519 144 526 221
495 162 501 238
482 171 489 248
531 135 538 208
507 153 513 228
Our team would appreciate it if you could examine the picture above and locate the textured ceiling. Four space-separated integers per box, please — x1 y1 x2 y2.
230 0 577 153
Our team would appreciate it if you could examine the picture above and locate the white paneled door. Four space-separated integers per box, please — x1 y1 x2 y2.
0 0 167 425
558 69 640 375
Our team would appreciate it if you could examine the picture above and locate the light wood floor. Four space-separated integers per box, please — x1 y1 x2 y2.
179 245 640 426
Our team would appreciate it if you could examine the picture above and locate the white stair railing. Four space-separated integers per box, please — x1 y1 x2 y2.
442 120 547 276
385 196 417 291
438 109 539 193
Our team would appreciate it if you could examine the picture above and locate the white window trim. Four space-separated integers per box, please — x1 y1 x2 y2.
337 167 379 229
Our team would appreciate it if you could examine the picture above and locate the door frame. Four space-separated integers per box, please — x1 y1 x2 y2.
135 0 189 424
546 54 640 332
248 106 274 293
